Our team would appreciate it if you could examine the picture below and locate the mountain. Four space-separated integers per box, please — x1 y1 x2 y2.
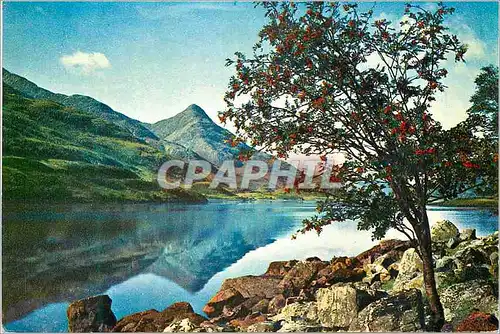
148 104 249 167
2 68 159 142
2 70 205 203
149 105 295 190
2 69 292 200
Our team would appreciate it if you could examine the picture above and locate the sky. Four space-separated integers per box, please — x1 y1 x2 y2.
3 1 499 130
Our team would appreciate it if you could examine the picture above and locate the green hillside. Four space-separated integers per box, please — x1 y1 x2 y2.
2 83 205 203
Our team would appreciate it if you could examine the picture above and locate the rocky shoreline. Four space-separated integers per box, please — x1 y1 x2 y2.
66 220 498 332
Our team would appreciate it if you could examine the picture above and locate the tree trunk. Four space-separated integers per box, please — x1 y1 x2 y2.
419 212 445 330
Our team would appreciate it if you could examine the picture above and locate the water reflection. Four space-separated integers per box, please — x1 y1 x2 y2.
2 201 308 327
3 201 497 332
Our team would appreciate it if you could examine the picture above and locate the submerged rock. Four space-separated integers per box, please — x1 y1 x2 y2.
67 295 117 333
348 289 425 332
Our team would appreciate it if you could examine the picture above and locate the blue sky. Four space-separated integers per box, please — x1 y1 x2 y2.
3 2 498 129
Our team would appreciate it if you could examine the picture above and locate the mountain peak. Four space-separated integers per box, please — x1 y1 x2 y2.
182 104 210 119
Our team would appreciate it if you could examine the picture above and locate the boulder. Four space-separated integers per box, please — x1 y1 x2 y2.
202 288 244 318
271 302 318 324
220 276 282 299
113 302 205 332
355 239 411 265
239 296 265 310
221 303 251 321
278 260 327 295
363 253 399 284
459 229 476 242
431 220 459 243
268 294 286 315
229 314 267 331
435 256 459 273
394 275 424 294
247 321 280 332
439 280 498 325
348 289 425 332
456 312 499 332
315 283 385 328
392 248 423 292
316 264 366 286
199 320 234 333
447 236 461 249
454 247 489 268
276 319 327 332
250 299 269 314
264 260 298 277
163 318 198 332
67 295 117 332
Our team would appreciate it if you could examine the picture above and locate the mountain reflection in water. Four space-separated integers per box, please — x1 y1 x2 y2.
3 201 498 332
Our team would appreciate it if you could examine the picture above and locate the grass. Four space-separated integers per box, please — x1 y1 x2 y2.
2 84 206 204
433 197 498 208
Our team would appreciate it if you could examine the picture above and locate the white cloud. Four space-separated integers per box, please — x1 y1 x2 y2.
450 20 487 60
60 51 111 75
429 19 490 128
429 61 480 129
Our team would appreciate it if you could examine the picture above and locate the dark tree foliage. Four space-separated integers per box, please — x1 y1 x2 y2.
467 65 498 141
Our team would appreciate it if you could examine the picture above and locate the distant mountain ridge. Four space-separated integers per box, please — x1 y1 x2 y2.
2 68 159 142
1 69 206 202
2 68 292 198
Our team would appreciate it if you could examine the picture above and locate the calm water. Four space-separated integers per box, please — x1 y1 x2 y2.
2 200 497 332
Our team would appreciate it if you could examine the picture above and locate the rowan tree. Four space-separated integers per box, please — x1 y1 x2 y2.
220 2 496 328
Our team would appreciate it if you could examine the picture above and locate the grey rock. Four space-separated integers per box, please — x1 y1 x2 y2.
431 220 459 243
440 280 498 325
163 318 199 332
247 321 280 332
67 295 116 332
459 229 476 242
393 248 423 292
271 302 318 323
447 236 461 249
348 289 425 332
315 283 384 328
